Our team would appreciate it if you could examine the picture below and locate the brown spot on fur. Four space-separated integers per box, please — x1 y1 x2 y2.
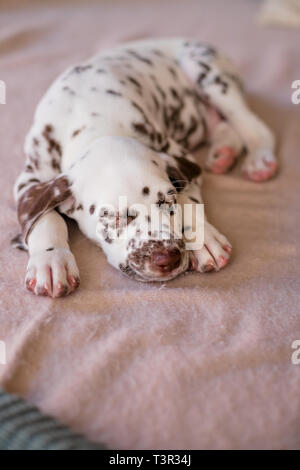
17 182 27 192
161 142 170 152
72 126 85 138
42 124 62 157
106 89 122 97
28 178 40 183
127 50 153 66
89 204 95 214
132 122 148 135
127 76 142 89
142 186 150 195
72 64 92 74
29 155 39 170
51 159 60 170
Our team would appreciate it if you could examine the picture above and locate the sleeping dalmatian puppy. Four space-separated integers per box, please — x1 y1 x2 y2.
13 38 277 297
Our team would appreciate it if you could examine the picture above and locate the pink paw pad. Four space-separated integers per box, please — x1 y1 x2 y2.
209 147 237 174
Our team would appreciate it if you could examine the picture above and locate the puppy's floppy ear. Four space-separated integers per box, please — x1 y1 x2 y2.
17 175 73 243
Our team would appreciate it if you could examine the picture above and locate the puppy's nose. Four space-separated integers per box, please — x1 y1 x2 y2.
152 247 181 271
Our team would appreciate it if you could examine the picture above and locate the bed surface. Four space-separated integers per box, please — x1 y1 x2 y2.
0 0 300 449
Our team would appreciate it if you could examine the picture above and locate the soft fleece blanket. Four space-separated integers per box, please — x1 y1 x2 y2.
0 0 300 450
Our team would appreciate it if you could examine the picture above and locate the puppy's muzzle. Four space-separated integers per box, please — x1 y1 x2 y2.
151 247 181 273
126 239 189 281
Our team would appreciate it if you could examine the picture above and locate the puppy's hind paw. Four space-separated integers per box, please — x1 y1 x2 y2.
242 148 278 182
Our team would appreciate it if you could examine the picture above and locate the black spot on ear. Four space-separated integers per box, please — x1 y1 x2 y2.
89 204 95 214
166 165 186 192
174 157 201 181
46 247 54 251
142 186 150 195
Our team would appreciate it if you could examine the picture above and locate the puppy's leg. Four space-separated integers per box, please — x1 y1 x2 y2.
204 105 244 174
179 42 277 181
26 211 80 298
178 178 232 272
14 121 80 297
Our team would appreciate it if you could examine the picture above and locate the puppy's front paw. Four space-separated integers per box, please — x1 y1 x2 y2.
25 248 80 298
190 223 232 273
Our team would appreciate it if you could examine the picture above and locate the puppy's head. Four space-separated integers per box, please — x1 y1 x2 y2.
68 136 192 282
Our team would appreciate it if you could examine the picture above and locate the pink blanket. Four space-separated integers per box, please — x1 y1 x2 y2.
0 0 300 449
